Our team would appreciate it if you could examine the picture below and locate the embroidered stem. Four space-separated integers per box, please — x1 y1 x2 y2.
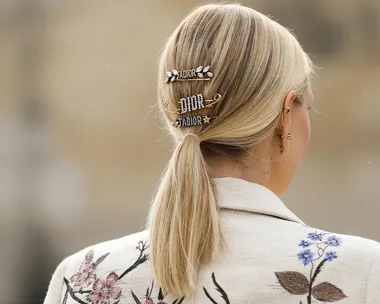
63 278 88 304
315 244 328 260
62 287 69 304
309 261 314 281
202 273 230 304
77 290 91 294
203 287 219 304
118 244 148 280
307 259 327 304
211 273 230 304
309 245 327 281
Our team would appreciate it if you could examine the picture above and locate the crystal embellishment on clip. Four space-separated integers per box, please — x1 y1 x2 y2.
164 93 222 115
173 115 217 128
165 66 213 83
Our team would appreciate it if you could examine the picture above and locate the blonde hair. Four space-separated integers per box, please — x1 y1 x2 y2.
148 3 314 297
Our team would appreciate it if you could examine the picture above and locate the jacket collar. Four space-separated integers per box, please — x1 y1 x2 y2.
214 177 304 224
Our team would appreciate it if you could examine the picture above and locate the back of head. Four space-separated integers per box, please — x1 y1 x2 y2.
149 3 314 297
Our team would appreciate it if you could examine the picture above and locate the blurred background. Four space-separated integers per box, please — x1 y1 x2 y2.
1 0 380 303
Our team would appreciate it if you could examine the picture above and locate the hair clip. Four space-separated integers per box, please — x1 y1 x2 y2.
164 93 222 115
165 66 213 83
172 115 218 128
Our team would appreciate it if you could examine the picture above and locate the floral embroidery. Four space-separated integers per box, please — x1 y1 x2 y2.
298 240 312 248
62 241 231 304
325 251 338 262
275 230 347 304
203 273 230 304
307 232 323 242
70 250 98 292
326 235 341 247
87 272 122 304
130 281 184 304
62 240 148 304
297 249 314 266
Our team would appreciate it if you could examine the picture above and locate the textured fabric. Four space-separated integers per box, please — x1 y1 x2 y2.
44 177 380 304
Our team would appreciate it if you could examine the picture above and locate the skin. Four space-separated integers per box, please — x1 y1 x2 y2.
207 89 313 195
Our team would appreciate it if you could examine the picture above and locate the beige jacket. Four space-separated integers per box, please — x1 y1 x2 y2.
44 177 380 304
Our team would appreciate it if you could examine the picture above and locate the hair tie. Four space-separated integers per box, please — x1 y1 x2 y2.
182 133 201 143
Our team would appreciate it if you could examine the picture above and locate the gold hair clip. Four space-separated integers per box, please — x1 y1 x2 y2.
165 66 213 83
164 93 222 115
172 115 218 128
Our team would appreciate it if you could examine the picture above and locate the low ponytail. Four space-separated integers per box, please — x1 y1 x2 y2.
148 134 222 297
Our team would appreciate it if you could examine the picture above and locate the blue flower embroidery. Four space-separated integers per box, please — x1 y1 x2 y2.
297 249 314 266
326 235 341 247
276 230 347 303
299 240 312 248
307 232 323 241
325 251 338 262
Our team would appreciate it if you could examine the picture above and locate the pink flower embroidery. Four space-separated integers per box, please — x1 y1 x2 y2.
70 250 97 292
88 272 122 304
135 240 145 250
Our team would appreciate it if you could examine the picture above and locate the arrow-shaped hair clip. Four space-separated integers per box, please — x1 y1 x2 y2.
165 65 213 83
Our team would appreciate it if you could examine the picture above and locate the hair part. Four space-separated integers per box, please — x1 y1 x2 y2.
148 3 314 297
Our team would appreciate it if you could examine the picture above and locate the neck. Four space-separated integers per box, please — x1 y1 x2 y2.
207 155 273 190
204 138 286 194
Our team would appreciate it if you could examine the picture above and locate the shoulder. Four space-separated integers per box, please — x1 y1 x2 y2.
294 225 380 285
44 231 149 304
331 231 380 271
344 233 380 255
69 230 148 261
270 222 380 275
296 224 380 257
65 230 149 271
328 230 380 302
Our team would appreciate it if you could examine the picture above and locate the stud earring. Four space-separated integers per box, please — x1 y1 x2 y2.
287 133 291 140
